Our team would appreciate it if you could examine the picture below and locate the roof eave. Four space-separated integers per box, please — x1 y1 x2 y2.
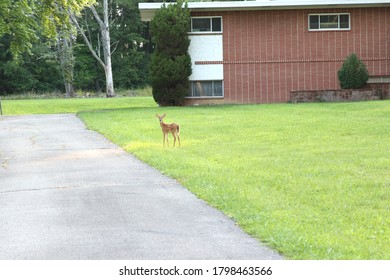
139 1 390 21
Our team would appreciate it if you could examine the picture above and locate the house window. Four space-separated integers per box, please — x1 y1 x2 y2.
188 81 223 98
191 17 222 33
309 14 350 30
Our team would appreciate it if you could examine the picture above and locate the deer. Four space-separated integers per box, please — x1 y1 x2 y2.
156 113 181 147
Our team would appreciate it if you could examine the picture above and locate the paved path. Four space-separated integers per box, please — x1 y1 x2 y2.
0 114 282 260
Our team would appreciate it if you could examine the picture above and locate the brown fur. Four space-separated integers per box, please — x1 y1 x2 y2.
156 113 180 147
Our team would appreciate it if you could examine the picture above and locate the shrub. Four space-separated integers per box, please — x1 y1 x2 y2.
150 0 192 106
338 53 369 89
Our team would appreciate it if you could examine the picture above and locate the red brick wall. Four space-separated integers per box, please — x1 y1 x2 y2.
192 7 390 103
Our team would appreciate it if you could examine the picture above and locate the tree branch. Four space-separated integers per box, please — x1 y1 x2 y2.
111 41 119 55
69 12 106 69
89 5 105 30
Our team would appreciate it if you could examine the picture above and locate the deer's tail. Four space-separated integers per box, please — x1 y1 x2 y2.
177 124 180 134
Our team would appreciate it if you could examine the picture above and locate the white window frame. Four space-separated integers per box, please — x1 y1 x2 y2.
187 80 224 99
308 13 351 31
190 17 223 33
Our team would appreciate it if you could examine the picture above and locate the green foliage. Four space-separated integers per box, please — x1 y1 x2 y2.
0 0 151 95
109 0 150 89
338 53 369 89
72 0 150 92
113 48 150 89
0 0 95 58
73 43 105 91
150 0 192 106
150 52 192 105
0 35 63 94
0 0 37 57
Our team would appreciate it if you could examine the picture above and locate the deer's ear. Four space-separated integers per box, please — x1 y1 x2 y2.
162 113 166 118
156 114 159 118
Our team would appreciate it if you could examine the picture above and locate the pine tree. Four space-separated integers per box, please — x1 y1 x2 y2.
150 0 192 106
338 53 369 89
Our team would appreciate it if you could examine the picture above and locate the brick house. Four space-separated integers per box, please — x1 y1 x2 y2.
139 0 390 104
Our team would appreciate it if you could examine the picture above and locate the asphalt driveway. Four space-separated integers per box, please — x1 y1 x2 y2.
0 114 282 260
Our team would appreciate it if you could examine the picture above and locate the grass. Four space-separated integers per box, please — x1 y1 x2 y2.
1 96 157 115
78 100 389 259
2 96 389 259
0 87 153 100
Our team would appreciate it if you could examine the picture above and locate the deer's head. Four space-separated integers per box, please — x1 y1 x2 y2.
156 113 166 123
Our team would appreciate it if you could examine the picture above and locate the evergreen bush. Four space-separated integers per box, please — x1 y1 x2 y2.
150 0 192 106
338 53 369 89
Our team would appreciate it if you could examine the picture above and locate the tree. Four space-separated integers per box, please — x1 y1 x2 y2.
0 0 36 57
150 0 192 106
70 0 150 93
73 41 105 92
110 0 150 89
0 34 63 94
0 1 94 96
338 53 369 89
69 0 115 97
0 0 95 58
0 0 150 96
56 31 75 97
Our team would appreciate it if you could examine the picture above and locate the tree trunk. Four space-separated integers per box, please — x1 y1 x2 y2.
64 81 74 98
57 34 75 98
100 0 114 97
69 0 115 97
105 64 114 97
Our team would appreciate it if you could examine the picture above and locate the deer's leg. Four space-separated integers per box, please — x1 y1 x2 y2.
165 133 169 147
177 133 180 147
175 127 180 147
172 132 177 147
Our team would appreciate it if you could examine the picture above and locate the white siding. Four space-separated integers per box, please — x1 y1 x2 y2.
189 34 223 81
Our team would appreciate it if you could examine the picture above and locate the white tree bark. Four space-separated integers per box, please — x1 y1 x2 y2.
69 0 115 97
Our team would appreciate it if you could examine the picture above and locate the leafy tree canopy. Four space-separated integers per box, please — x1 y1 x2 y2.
0 0 94 57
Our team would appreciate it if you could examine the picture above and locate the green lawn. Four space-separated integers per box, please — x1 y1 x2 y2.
1 97 157 115
3 97 389 259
